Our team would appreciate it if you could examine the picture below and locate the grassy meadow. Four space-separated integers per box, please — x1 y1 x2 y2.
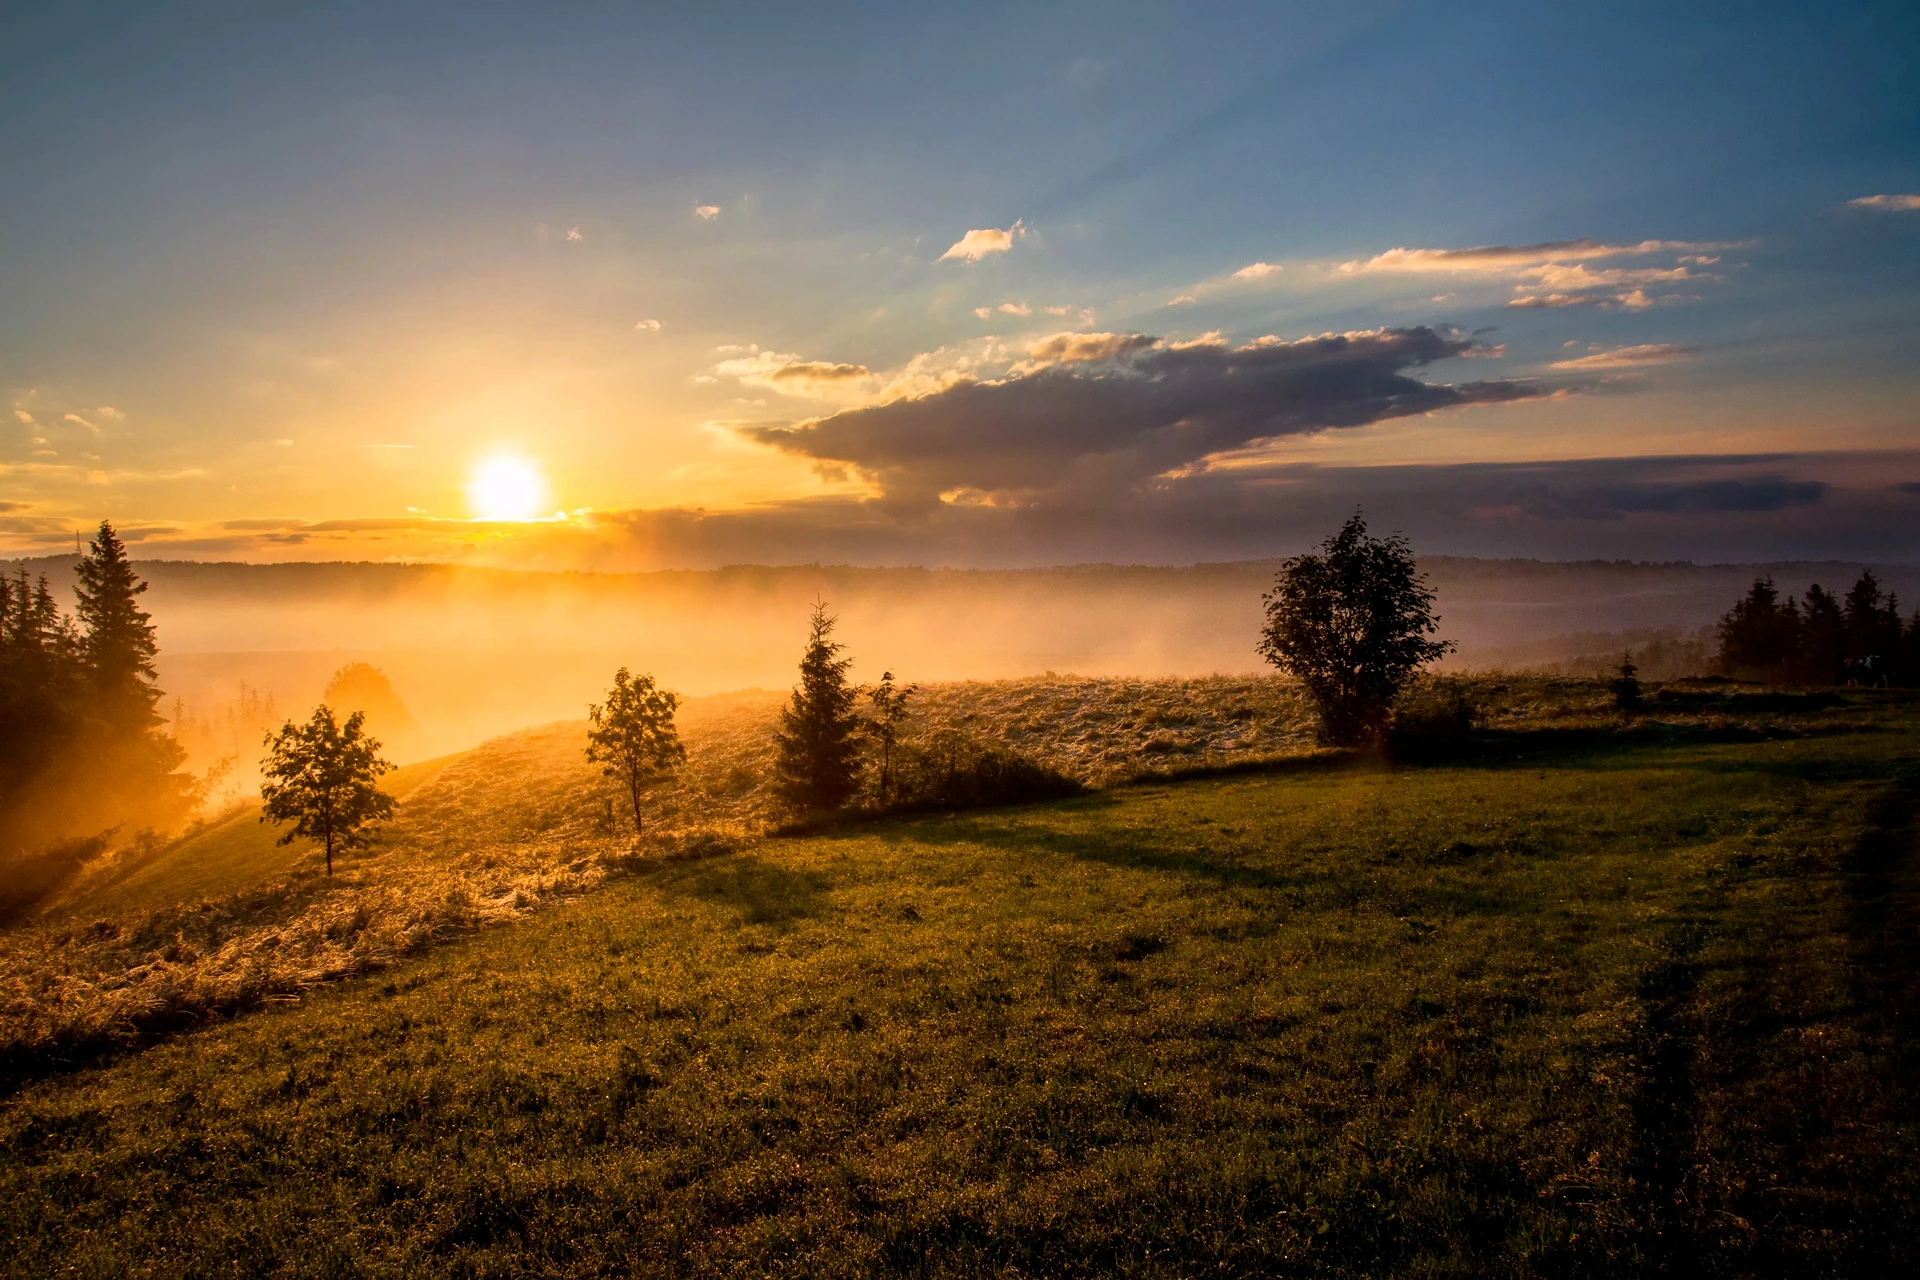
3 681 1918 1275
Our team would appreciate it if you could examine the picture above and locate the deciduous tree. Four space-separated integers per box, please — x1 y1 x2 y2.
260 706 396 876
585 668 686 835
864 670 917 803
1258 513 1453 746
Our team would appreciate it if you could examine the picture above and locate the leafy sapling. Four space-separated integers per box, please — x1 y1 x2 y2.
865 670 917 804
586 668 686 836
260 706 396 876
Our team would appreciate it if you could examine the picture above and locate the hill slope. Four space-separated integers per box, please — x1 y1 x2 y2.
5 698 1918 1276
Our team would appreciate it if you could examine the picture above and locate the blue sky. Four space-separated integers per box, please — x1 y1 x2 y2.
3 1 1917 565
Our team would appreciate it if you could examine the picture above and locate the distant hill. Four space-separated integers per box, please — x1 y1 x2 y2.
6 553 1914 759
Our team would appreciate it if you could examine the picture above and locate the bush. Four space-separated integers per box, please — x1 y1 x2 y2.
1385 680 1479 760
883 731 1082 813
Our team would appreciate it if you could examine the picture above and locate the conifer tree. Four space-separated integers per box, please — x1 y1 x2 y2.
74 520 161 726
771 601 863 812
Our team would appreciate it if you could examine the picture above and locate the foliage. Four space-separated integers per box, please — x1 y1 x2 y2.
771 602 864 813
0 525 195 876
72 520 162 727
1610 651 1642 710
7 717 1920 1275
322 662 418 750
259 705 396 875
862 670 917 803
585 668 686 835
1716 571 1918 685
880 729 1083 813
1258 513 1454 745
1384 678 1479 760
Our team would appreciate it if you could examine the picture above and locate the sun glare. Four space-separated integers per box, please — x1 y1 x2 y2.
468 455 548 522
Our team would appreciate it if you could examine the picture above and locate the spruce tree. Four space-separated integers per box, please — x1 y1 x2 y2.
74 520 162 726
771 602 863 813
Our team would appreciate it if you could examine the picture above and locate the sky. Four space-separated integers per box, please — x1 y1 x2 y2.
3 0 1918 568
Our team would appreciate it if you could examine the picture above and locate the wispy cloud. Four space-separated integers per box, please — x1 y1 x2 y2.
714 351 875 397
1550 343 1695 370
565 226 583 242
695 205 721 220
1339 238 1730 274
1846 193 1920 212
1232 261 1281 279
940 220 1026 262
635 318 663 332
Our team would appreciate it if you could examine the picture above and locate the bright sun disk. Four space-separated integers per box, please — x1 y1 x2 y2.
468 455 548 521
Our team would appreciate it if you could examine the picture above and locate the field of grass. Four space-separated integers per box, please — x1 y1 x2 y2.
3 686 1917 1275
48 752 463 923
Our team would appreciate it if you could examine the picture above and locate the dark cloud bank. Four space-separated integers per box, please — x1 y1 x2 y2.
546 453 1915 571
744 327 1537 505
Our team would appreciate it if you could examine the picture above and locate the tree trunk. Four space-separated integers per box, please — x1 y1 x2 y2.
628 772 644 835
324 828 334 877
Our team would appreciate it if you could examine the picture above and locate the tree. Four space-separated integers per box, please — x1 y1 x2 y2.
1257 513 1453 746
864 670 917 804
1610 651 1642 711
74 520 162 726
1799 584 1847 684
772 601 864 811
1716 577 1800 679
324 662 418 753
1844 570 1902 663
260 706 395 876
585 668 686 835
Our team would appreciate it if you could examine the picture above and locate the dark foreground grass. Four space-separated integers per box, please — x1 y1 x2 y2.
4 716 1919 1276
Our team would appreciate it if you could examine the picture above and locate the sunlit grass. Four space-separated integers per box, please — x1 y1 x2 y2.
4 702 1916 1274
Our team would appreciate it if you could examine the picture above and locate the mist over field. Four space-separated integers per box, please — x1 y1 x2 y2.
9 553 1915 767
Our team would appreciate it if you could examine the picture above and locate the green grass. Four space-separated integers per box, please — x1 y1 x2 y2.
47 752 462 922
4 717 1919 1276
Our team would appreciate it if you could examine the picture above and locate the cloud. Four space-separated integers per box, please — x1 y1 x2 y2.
741 326 1540 506
97 406 124 421
1846 194 1920 212
714 351 874 397
997 302 1031 316
1168 295 1196 306
1514 474 1825 520
565 226 583 242
1232 261 1281 279
939 220 1026 262
695 205 721 220
973 307 993 320
1339 236 1736 310
635 318 663 332
1340 238 1728 274
1550 343 1695 370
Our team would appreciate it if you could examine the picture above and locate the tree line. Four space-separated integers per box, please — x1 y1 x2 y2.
1715 570 1918 686
0 523 197 855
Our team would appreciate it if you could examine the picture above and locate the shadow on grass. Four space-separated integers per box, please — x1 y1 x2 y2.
657 854 833 927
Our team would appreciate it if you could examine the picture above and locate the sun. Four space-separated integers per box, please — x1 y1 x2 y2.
468 455 548 522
